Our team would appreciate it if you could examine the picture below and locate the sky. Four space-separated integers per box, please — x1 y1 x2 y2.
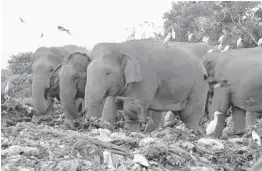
1 0 173 69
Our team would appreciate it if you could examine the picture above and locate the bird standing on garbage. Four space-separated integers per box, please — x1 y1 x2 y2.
58 26 71 36
252 130 261 146
206 111 223 135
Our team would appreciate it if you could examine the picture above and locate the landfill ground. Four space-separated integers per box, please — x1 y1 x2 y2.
1 96 262 171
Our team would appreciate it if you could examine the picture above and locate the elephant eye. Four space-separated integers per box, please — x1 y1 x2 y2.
49 68 54 72
105 72 110 76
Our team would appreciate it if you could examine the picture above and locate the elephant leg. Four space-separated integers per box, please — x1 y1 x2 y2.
149 111 162 126
231 106 246 132
143 111 162 132
101 97 117 124
246 111 261 126
212 87 231 138
180 80 208 131
180 101 204 130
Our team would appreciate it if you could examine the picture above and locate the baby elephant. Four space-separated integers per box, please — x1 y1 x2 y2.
115 96 159 132
115 96 145 124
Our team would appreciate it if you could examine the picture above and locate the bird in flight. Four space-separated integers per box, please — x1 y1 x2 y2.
40 33 44 38
57 26 71 36
20 17 25 23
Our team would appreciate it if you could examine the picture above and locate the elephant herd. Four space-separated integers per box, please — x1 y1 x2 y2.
31 39 262 138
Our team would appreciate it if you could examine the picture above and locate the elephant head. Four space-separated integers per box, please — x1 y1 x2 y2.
59 52 92 120
84 43 143 119
115 96 144 123
32 45 87 116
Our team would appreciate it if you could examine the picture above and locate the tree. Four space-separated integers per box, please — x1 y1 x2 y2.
1 69 10 83
7 52 33 75
163 1 262 48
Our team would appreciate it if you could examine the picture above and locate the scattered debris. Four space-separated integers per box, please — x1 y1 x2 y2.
1 94 262 170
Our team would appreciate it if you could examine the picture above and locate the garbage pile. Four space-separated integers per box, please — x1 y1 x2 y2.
1 96 262 171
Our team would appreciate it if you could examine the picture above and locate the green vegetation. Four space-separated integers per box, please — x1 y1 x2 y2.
163 1 262 48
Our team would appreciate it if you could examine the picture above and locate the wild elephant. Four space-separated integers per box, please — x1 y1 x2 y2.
173 42 214 59
32 45 87 121
202 48 262 138
58 52 92 120
154 42 214 125
84 39 209 130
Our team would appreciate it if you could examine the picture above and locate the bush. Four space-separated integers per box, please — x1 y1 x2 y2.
7 52 33 75
1 69 10 83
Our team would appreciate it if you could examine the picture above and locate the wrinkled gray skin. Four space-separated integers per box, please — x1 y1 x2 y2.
32 45 87 117
203 48 262 138
100 42 212 126
164 42 213 116
115 96 144 123
59 52 92 120
171 42 213 59
84 40 209 130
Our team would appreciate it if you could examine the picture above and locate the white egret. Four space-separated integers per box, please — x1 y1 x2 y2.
129 27 136 40
221 45 230 52
258 37 262 49
252 130 261 146
163 32 172 45
218 43 223 52
202 36 207 42
188 33 193 42
171 29 176 40
207 49 213 53
203 36 210 45
206 111 223 135
218 35 225 44
236 37 243 49
5 81 12 95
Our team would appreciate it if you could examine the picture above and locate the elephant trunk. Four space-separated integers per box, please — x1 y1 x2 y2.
60 91 79 120
84 73 107 118
32 77 49 116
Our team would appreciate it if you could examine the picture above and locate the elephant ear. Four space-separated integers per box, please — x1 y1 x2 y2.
51 64 62 85
121 54 143 85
